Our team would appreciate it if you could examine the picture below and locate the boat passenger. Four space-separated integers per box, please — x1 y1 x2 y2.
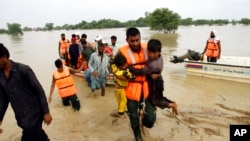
80 33 95 49
110 35 119 56
68 36 81 69
77 40 95 71
58 33 70 64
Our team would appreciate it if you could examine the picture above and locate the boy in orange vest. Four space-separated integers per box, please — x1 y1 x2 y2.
48 59 81 111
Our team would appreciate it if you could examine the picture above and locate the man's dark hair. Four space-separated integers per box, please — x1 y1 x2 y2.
98 43 105 48
113 54 127 67
81 33 87 38
110 35 117 40
72 34 76 38
80 40 87 45
61 33 65 36
126 27 140 38
0 43 10 59
147 39 162 52
55 59 63 68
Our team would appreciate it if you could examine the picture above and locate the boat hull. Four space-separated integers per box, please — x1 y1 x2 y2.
184 56 250 83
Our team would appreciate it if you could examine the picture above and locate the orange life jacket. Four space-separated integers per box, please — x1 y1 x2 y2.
53 68 77 98
205 39 220 57
119 43 149 101
59 39 70 54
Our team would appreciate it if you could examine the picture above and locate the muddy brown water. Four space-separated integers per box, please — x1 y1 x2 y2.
0 26 249 141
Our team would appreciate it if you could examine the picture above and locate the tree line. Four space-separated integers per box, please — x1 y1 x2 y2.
1 8 250 35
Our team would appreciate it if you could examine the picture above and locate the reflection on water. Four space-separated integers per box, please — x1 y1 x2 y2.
151 33 178 47
10 35 23 48
151 33 179 57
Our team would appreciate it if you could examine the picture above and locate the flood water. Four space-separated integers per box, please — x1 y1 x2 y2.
0 25 250 141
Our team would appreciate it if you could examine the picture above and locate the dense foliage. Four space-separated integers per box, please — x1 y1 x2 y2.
7 23 23 35
147 8 181 33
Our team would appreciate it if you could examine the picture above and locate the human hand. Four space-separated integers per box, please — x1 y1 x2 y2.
150 74 160 79
109 58 114 64
106 73 110 79
169 102 178 115
48 96 52 104
69 68 77 74
43 113 52 125
127 66 134 72
116 75 127 81
200 54 204 61
92 71 98 77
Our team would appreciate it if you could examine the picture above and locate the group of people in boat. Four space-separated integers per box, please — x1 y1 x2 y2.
58 32 118 70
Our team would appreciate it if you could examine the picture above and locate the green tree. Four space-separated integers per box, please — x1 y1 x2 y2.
0 29 8 34
7 23 23 35
193 19 209 26
76 20 88 29
239 18 250 25
148 8 181 33
23 26 33 31
231 20 237 25
45 23 54 30
124 20 137 27
135 17 149 27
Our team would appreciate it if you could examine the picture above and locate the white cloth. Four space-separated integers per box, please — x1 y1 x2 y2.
210 30 220 40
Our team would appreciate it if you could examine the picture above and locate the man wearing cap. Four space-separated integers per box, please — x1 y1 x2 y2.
94 35 103 50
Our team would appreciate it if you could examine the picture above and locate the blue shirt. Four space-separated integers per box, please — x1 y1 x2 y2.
88 52 110 75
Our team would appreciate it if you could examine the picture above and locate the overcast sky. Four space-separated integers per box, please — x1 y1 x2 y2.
1 0 250 28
